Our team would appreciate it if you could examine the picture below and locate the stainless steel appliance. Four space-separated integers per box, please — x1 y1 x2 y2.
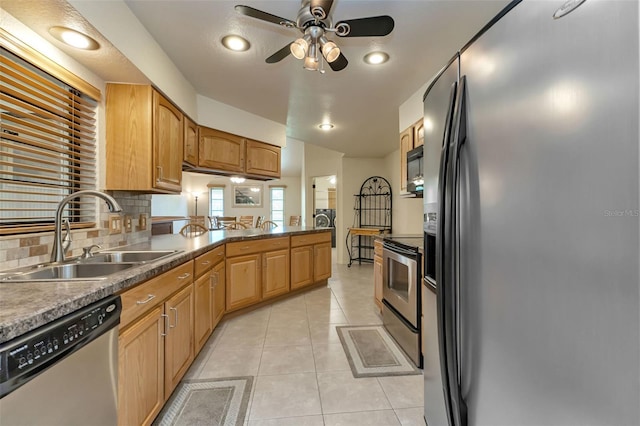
422 1 639 425
315 208 336 247
382 238 422 367
0 295 122 425
406 145 424 196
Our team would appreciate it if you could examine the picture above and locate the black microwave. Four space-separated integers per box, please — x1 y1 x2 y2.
406 145 424 196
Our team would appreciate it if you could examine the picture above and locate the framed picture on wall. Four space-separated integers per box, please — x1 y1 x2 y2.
233 185 263 207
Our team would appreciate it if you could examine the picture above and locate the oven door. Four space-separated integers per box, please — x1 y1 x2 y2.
382 242 420 327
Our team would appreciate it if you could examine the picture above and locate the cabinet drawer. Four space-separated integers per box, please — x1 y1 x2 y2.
291 232 331 248
194 245 225 277
120 261 193 329
226 237 289 257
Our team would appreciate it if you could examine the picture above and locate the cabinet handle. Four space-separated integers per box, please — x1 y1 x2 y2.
210 271 218 289
177 273 191 280
161 313 169 336
217 252 224 256
136 294 156 305
242 246 250 250
201 260 211 266
169 307 178 328
156 165 163 181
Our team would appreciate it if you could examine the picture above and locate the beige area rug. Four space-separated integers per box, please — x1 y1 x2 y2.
153 377 253 426
337 325 422 378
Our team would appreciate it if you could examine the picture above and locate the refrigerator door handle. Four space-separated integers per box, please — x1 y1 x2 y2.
436 78 458 426
447 75 468 426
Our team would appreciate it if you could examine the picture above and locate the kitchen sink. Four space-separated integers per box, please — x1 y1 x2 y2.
82 250 177 264
0 250 181 282
0 262 138 281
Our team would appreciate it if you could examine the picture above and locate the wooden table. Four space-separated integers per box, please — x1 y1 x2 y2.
346 227 390 267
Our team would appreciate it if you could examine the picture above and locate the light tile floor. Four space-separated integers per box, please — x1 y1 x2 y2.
183 250 425 426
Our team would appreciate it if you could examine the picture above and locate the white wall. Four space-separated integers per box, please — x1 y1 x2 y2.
197 95 286 148
384 149 424 235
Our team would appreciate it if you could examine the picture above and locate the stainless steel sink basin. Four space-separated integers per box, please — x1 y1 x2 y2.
0 250 181 282
82 250 177 263
0 262 138 282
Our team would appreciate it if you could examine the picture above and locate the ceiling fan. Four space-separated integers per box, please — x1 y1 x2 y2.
235 0 395 72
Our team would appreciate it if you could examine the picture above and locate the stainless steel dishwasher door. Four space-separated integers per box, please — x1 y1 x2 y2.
0 295 120 426
0 329 118 426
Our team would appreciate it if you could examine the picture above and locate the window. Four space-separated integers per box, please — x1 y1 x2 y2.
270 186 285 228
0 37 99 235
209 186 224 218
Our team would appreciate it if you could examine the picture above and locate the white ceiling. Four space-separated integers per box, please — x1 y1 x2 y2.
3 0 510 162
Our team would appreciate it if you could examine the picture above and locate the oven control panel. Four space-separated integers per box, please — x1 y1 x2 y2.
0 295 121 397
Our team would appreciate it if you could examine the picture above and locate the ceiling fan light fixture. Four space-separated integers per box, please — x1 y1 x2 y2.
304 56 319 71
290 36 309 59
319 37 340 63
364 51 389 65
221 35 250 52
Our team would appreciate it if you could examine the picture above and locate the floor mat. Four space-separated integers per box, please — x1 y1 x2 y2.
153 376 253 426
336 325 421 378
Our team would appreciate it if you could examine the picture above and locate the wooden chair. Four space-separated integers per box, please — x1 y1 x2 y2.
227 222 248 230
239 215 254 228
260 220 278 230
207 216 217 230
289 215 302 226
255 215 265 228
216 216 237 229
179 223 208 237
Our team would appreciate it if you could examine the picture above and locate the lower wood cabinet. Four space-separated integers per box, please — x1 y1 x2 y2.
193 272 212 354
117 261 193 426
226 237 290 312
193 245 225 354
373 239 383 311
291 232 332 290
262 248 290 299
211 260 225 328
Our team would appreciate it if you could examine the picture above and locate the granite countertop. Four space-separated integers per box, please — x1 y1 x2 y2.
0 226 329 344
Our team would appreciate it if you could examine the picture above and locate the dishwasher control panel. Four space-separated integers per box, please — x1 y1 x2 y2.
0 295 121 397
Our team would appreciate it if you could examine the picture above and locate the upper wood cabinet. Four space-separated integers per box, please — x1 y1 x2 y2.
106 84 183 193
399 118 425 192
183 116 198 167
246 139 281 178
198 127 245 173
195 126 281 179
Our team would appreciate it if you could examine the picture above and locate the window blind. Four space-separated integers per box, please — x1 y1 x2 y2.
1 46 98 235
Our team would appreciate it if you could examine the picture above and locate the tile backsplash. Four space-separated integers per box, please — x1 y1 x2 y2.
0 192 153 271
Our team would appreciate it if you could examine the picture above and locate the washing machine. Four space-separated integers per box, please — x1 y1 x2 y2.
315 209 336 247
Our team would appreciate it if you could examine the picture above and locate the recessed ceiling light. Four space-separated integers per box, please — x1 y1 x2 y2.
318 123 334 131
222 35 250 52
364 51 389 65
49 26 99 50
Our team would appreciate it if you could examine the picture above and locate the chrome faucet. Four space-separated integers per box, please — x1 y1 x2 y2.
50 190 123 263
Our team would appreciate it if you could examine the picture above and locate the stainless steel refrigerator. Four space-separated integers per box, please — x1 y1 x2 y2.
422 1 639 425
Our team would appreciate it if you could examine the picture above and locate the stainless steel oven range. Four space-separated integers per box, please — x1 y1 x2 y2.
382 238 423 367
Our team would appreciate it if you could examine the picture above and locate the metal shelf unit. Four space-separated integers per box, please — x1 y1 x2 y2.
347 176 392 266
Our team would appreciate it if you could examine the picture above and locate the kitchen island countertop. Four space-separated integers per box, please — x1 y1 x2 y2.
0 226 329 344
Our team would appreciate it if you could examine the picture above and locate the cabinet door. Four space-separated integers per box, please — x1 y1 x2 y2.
291 245 313 290
183 116 198 166
164 284 194 397
399 126 414 192
245 139 281 178
198 127 245 173
211 260 226 329
313 242 332 282
413 119 424 148
226 254 261 311
263 249 290 300
193 273 212 354
374 255 383 310
118 306 164 426
153 91 183 192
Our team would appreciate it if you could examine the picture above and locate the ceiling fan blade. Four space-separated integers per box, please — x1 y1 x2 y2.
266 44 292 64
328 53 348 71
235 5 296 27
335 15 395 37
310 0 334 18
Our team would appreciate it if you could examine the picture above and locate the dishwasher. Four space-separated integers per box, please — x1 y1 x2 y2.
0 295 121 425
